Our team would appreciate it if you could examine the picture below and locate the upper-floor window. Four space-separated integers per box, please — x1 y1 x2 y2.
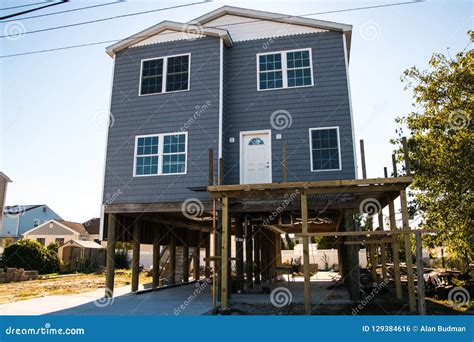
139 54 190 96
33 219 40 227
309 127 341 172
257 48 313 91
134 132 187 176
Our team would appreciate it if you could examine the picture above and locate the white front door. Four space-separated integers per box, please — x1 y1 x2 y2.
241 130 272 184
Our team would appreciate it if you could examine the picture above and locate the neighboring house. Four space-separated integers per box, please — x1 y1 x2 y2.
0 172 12 239
2 205 62 238
83 218 100 241
22 219 90 246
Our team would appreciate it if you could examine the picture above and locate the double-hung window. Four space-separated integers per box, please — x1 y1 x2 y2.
257 48 313 90
134 132 187 176
139 54 190 95
309 127 341 171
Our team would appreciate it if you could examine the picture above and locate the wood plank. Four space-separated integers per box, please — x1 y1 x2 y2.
209 148 214 186
388 199 402 299
131 221 141 292
295 229 432 237
344 239 395 245
415 231 426 315
220 196 229 309
392 153 398 177
282 143 287 182
169 234 176 285
301 193 311 315
360 139 367 179
400 189 416 312
152 228 160 288
402 137 411 175
378 213 388 283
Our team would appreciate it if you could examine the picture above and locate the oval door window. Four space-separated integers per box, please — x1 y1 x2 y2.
248 137 264 145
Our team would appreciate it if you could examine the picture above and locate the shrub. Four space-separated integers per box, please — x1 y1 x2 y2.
3 239 61 274
114 250 130 269
47 242 59 253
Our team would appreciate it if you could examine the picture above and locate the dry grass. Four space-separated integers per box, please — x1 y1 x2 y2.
0 270 152 304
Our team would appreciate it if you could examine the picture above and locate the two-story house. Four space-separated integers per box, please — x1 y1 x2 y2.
101 6 381 309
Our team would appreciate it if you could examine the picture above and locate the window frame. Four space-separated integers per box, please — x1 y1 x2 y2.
256 48 314 91
138 53 191 96
133 132 188 177
309 126 342 172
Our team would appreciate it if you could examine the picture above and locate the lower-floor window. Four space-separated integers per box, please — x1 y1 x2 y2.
309 127 341 171
55 238 64 246
37 238 45 245
134 132 187 176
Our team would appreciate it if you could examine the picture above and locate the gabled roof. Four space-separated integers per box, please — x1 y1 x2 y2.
56 220 88 235
59 239 104 250
105 20 233 57
4 204 63 220
83 218 100 235
0 172 11 182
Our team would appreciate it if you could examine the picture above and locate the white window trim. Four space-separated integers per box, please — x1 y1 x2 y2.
309 126 342 172
256 48 314 91
138 53 191 96
133 132 188 177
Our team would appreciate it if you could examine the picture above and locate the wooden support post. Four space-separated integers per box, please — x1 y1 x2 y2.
218 158 223 185
254 227 261 285
245 220 254 289
274 230 281 268
205 233 211 279
105 214 116 297
221 196 229 309
344 210 361 301
369 244 378 282
384 167 388 178
235 217 244 293
400 189 416 311
360 139 367 179
215 208 222 300
402 137 411 175
169 234 176 285
183 235 190 283
193 232 201 280
209 148 214 186
415 231 426 315
388 200 402 299
152 228 160 288
301 193 312 315
282 143 287 182
378 213 388 283
131 221 141 292
392 153 398 177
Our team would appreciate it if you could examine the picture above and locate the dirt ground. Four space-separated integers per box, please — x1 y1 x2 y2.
0 270 152 304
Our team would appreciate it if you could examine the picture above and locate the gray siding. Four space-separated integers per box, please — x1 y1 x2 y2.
103 37 220 204
223 31 356 184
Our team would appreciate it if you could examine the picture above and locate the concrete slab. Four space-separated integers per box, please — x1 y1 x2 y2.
0 282 213 316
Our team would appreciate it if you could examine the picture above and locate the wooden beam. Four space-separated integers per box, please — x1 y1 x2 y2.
152 228 160 288
254 227 261 285
245 220 254 289
169 234 176 285
183 235 190 283
402 137 411 175
282 143 287 182
193 231 201 280
360 139 367 179
209 148 214 186
378 213 388 283
235 217 244 293
369 244 378 282
296 229 432 237
415 231 426 315
220 196 229 309
205 233 211 279
301 193 312 315
388 199 402 299
392 153 398 177
400 189 416 312
344 239 395 245
131 221 141 292
105 214 116 297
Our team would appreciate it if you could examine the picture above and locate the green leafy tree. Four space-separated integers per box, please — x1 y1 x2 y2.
393 34 473 269
3 239 61 274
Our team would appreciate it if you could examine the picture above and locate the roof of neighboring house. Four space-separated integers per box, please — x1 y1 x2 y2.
59 239 105 250
105 6 352 58
83 218 100 235
56 220 88 235
3 204 63 220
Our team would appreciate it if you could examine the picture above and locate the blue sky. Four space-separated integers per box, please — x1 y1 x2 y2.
1 0 472 222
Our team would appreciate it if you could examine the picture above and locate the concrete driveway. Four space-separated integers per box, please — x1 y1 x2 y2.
0 282 213 316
